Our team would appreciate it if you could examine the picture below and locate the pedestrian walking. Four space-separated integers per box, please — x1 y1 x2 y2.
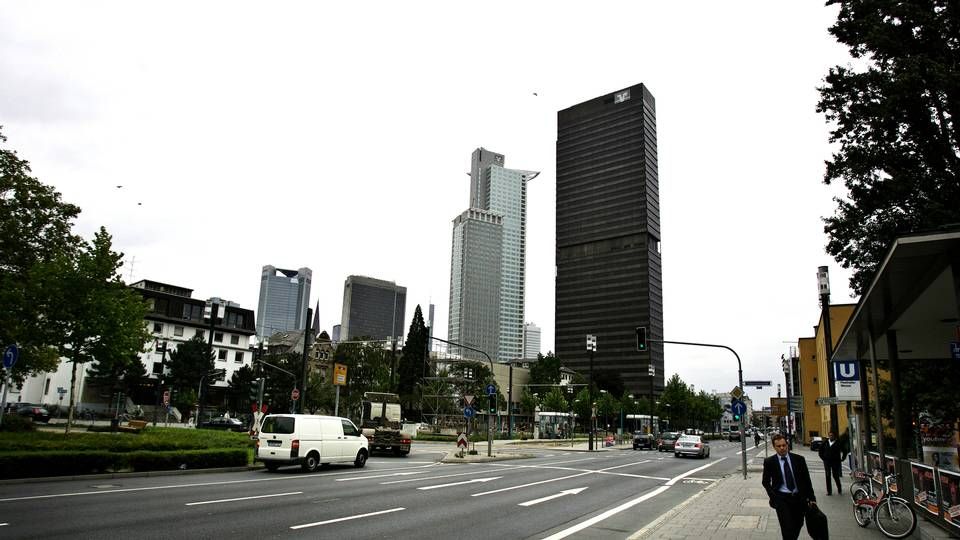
818 430 847 495
762 433 818 540
754 431 761 448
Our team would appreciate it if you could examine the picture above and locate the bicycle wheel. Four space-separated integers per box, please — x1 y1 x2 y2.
875 497 916 538
850 480 870 502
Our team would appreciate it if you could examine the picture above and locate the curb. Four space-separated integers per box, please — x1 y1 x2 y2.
0 464 260 485
627 474 723 539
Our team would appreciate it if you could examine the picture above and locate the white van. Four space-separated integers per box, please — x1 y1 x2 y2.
256 414 369 472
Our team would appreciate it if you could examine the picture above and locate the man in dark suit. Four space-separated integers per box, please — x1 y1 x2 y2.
818 430 847 495
762 433 818 540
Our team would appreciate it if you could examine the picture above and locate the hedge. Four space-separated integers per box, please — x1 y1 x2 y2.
0 448 248 479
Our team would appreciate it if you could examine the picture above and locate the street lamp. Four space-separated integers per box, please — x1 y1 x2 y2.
152 339 168 426
586 334 597 451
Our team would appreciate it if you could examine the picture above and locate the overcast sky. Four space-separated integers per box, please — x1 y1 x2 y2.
1 1 858 409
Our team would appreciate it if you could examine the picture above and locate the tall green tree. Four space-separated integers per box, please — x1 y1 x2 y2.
166 335 216 420
31 228 150 433
226 364 258 414
398 305 430 414
0 127 82 381
818 0 960 294
529 353 562 386
541 386 568 412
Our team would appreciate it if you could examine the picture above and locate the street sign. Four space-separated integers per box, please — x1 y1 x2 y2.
3 344 19 369
456 432 468 449
163 390 170 406
464 407 475 418
333 363 347 386
771 397 788 416
486 383 496 396
463 394 474 406
730 386 743 400
731 399 747 417
586 334 597 352
762 406 773 413
816 396 840 406
743 380 771 388
952 342 960 360
291 388 300 401
788 396 802 411
57 387 67 395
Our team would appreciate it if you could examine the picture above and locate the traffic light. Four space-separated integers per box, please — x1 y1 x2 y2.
636 326 647 352
488 393 496 414
734 413 741 422
249 378 262 402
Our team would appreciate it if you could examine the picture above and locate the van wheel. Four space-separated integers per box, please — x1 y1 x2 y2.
265 462 279 472
354 450 368 468
302 452 321 472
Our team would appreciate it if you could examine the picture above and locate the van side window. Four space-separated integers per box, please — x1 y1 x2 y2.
342 419 360 437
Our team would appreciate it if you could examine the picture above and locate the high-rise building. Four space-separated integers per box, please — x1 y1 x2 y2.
448 208 502 361
256 266 312 341
555 83 663 398
449 148 538 362
523 322 541 360
340 275 406 341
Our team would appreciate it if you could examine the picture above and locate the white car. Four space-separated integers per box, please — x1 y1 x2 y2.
256 414 369 472
674 434 711 459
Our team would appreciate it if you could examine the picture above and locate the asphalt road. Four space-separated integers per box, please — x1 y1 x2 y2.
0 440 762 539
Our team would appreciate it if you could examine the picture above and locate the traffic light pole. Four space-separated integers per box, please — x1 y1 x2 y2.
651 338 748 480
428 336 494 457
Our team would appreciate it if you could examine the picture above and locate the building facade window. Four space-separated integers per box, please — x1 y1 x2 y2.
218 350 227 361
230 335 240 345
195 330 204 340
153 322 163 333
234 351 244 363
214 332 224 343
44 379 51 395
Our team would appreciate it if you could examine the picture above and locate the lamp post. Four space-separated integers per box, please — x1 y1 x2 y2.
152 339 168 426
648 364 656 437
586 334 596 451
818 266 839 434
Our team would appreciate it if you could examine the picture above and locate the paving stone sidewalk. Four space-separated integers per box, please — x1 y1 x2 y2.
632 444 954 539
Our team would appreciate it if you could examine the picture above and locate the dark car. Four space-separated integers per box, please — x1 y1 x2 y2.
633 431 654 450
657 432 680 452
809 436 823 451
728 429 742 442
16 404 50 423
199 416 246 432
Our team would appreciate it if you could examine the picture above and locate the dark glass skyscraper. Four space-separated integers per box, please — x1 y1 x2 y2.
555 83 663 398
340 275 406 341
256 266 312 341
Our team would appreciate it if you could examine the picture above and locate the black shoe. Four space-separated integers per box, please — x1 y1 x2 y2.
826 492 832 496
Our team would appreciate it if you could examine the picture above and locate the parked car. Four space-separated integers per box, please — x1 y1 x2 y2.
728 429 742 442
657 432 680 452
809 436 824 451
199 416 246 432
16 404 50 423
633 431 654 450
674 434 711 458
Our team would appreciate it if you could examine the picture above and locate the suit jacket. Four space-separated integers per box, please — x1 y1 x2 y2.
762 452 816 506
818 438 846 464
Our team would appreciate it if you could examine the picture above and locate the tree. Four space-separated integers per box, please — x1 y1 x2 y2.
818 1 960 294
529 353 562 386
398 305 430 414
541 387 568 412
0 127 82 382
226 365 258 414
31 227 150 433
166 335 216 420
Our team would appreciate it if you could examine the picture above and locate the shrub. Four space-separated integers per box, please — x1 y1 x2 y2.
0 414 36 432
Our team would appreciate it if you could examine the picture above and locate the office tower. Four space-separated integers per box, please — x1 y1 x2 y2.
256 266 312 341
523 322 541 360
555 83 663 398
331 324 341 343
427 303 435 352
448 208 503 361
453 147 538 362
340 275 406 341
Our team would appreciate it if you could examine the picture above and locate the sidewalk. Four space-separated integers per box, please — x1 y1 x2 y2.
633 443 954 539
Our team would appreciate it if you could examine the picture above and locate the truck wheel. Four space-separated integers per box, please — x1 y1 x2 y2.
265 462 279 472
301 452 320 472
354 449 368 468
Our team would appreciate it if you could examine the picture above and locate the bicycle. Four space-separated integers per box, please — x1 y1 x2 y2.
852 471 917 538
849 469 871 502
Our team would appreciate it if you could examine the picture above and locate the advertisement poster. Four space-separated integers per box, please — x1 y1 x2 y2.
919 413 960 472
939 469 960 529
911 463 940 515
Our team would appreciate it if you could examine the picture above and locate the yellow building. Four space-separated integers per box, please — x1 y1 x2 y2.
815 304 856 438
798 337 820 444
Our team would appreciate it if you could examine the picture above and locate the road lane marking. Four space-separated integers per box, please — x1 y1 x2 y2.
475 459 660 497
185 491 302 506
290 507 404 529
541 458 727 540
518 487 587 507
380 468 523 485
0 464 441 502
418 476 501 490
336 471 428 482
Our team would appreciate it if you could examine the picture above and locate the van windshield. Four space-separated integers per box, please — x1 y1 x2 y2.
261 416 295 434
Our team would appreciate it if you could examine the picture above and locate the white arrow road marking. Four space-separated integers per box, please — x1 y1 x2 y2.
381 468 523 485
336 471 427 482
541 458 727 540
418 476 502 490
519 487 588 507
186 492 302 506
290 507 405 530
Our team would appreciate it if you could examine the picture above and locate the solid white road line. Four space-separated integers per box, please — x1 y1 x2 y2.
518 487 588 507
185 492 302 506
290 507 405 529
417 476 501 490
336 471 427 482
540 458 727 540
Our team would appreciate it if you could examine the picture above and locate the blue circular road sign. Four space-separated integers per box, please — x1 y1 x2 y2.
486 383 496 396
464 407 475 418
2 345 19 369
